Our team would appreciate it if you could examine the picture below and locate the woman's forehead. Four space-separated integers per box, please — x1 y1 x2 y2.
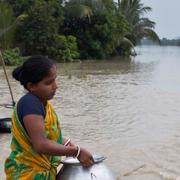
45 65 57 79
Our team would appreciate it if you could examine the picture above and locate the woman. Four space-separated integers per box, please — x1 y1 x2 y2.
4 55 94 179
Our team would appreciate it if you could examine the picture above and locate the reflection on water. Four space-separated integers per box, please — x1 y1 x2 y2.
1 45 180 179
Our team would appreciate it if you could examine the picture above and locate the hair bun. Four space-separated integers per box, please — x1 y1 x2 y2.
12 65 23 81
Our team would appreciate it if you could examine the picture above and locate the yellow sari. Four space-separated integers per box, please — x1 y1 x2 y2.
4 101 62 180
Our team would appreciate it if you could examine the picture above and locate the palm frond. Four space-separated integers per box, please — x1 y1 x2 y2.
143 28 160 44
119 0 159 45
121 37 135 47
0 3 27 49
0 2 15 49
65 4 92 19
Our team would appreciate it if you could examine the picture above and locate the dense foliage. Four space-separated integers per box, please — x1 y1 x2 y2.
0 0 159 62
2 48 25 65
0 2 16 50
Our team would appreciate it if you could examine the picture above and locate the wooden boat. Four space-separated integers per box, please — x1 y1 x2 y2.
0 118 11 133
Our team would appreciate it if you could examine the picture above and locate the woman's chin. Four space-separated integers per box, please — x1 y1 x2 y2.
49 93 55 99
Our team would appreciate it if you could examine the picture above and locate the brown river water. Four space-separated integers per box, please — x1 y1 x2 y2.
0 45 180 179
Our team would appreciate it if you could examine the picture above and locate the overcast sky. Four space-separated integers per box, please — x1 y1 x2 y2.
141 0 180 39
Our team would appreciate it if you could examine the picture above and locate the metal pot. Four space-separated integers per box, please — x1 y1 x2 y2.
56 154 116 180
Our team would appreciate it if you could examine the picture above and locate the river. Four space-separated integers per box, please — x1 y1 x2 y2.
0 45 180 179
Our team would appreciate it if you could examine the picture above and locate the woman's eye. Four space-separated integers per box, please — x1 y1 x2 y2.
45 80 53 85
44 77 56 85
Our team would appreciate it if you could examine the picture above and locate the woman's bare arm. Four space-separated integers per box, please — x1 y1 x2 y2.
23 114 78 156
23 114 94 166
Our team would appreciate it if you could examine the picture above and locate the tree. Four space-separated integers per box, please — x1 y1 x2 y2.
0 2 16 49
16 1 64 55
0 2 26 50
6 0 35 16
63 0 107 23
62 0 130 58
119 0 160 45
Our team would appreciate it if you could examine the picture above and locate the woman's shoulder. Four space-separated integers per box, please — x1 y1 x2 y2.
17 93 43 112
19 93 41 104
17 93 45 117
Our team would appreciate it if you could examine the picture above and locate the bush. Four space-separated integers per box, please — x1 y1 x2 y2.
48 35 79 62
16 1 64 55
2 48 25 65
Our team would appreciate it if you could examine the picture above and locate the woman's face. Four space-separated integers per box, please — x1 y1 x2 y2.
30 65 58 103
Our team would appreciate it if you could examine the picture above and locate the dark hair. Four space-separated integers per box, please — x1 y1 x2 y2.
12 55 55 90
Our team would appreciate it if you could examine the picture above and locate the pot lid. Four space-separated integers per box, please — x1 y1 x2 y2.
61 154 106 165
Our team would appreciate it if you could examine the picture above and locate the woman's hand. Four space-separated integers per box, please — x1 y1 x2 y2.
68 141 75 147
63 138 75 147
77 147 94 167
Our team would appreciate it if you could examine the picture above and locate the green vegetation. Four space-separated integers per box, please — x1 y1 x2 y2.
0 2 16 50
118 0 160 45
161 38 180 46
0 0 159 64
47 35 80 61
2 48 25 65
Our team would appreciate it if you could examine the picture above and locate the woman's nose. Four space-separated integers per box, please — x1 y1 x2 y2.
53 81 58 90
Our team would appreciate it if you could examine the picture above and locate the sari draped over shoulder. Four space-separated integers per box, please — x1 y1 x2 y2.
4 101 62 180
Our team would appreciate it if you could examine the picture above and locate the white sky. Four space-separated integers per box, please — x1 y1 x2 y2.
114 0 180 39
141 0 180 39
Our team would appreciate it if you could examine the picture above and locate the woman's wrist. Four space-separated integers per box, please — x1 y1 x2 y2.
74 146 81 158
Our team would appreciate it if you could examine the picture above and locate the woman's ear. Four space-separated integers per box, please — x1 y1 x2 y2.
27 82 35 93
